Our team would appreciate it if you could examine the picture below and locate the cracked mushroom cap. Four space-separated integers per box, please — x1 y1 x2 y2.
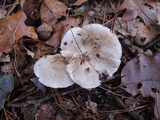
61 24 122 88
34 54 74 88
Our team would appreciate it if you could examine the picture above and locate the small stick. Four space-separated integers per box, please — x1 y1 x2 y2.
114 96 144 120
143 35 160 51
7 93 53 108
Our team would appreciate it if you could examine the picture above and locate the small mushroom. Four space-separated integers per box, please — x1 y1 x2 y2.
34 54 74 88
61 24 122 88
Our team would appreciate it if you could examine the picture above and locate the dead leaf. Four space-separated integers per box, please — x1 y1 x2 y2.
0 71 14 109
40 0 67 26
0 55 10 62
1 62 14 74
34 102 56 120
0 10 38 56
120 52 160 119
116 0 159 31
130 19 160 46
46 17 81 47
23 46 35 58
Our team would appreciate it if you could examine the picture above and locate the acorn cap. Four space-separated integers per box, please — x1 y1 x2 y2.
37 22 53 40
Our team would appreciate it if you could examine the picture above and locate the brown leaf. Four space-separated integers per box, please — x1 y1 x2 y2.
116 0 159 31
121 52 160 119
40 0 67 26
0 10 38 56
46 17 81 47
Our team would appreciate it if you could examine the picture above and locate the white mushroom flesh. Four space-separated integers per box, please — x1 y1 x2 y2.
34 54 74 88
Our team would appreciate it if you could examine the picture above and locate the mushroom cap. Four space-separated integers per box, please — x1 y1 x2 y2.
60 27 85 61
66 55 100 89
34 54 74 88
61 24 122 77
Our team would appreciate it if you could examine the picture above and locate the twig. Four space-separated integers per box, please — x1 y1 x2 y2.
109 0 122 29
99 104 151 114
99 86 151 103
143 35 160 51
114 96 144 120
71 95 83 116
7 93 53 108
7 86 82 108
6 0 20 16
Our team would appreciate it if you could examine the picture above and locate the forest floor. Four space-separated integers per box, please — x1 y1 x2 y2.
0 0 160 120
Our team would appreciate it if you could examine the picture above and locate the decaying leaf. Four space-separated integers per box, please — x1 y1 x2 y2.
116 0 159 31
0 55 10 62
23 46 35 58
40 0 67 26
1 62 14 74
46 17 81 48
34 54 74 88
121 52 160 119
130 19 160 46
0 71 14 109
61 24 122 88
0 10 38 56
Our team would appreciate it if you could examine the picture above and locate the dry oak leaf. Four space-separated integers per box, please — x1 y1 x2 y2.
0 10 38 56
116 0 158 31
46 17 81 48
130 19 160 46
121 52 160 119
40 0 67 26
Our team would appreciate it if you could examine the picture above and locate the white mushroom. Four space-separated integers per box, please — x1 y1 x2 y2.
66 55 100 89
60 27 85 61
34 54 74 88
61 24 122 88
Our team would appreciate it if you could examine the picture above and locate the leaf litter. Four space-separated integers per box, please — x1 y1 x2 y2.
0 0 160 119
121 52 160 119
